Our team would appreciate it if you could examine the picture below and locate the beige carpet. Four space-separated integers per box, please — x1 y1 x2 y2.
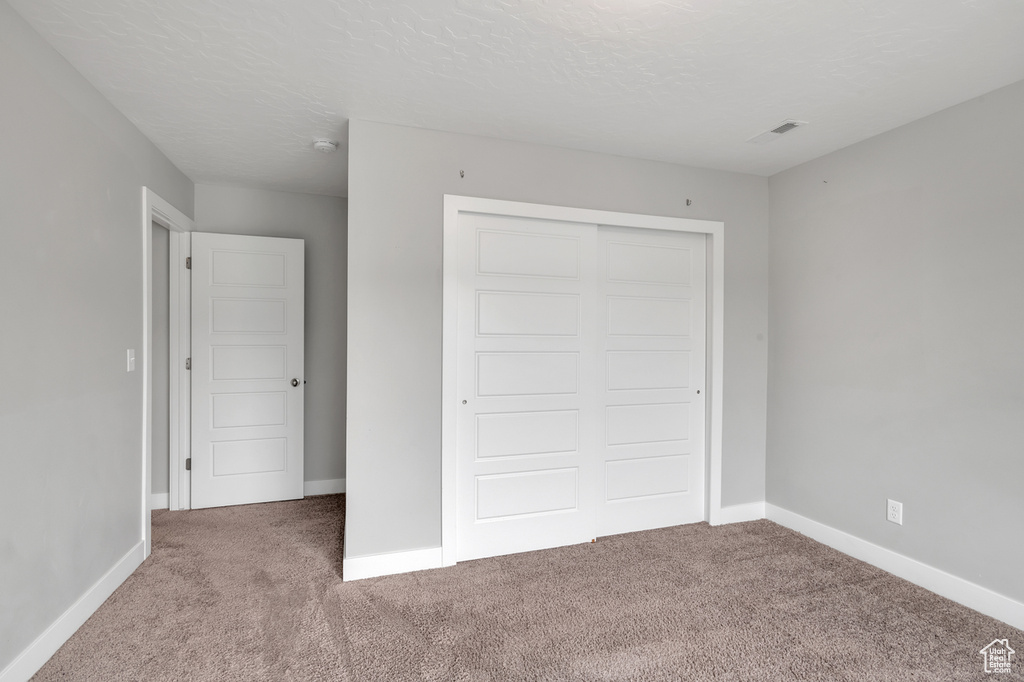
33 495 1022 681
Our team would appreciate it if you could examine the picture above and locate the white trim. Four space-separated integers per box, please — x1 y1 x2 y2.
142 188 194 556
706 229 725 525
441 195 725 568
303 478 347 496
440 197 460 567
343 547 444 581
715 501 765 525
766 504 1024 631
167 231 191 511
0 542 144 682
150 493 169 510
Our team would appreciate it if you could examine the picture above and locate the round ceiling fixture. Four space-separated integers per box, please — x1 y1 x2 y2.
312 139 338 153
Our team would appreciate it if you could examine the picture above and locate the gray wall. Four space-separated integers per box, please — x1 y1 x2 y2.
0 0 193 671
194 184 348 486
347 120 770 558
768 80 1024 603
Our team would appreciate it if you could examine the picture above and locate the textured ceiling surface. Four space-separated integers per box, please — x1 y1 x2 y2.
10 0 1024 196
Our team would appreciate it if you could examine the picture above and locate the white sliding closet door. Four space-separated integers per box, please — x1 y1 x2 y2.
596 227 706 536
456 213 599 562
455 212 706 561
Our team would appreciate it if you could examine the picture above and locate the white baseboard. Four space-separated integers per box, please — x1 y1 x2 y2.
150 492 169 510
343 502 768 582
714 501 765 525
343 546 444 581
0 541 144 682
766 504 1024 632
304 478 346 496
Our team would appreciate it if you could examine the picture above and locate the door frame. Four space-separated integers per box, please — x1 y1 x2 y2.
440 195 725 567
142 188 194 556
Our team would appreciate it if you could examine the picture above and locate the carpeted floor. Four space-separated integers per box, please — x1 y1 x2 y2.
32 494 1021 681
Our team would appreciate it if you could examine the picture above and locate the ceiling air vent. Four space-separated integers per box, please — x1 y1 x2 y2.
747 120 807 144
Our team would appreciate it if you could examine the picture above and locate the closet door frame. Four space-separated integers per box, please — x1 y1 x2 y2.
440 195 725 567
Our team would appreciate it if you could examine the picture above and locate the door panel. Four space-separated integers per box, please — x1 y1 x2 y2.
597 226 706 537
475 410 579 459
457 213 598 561
475 468 579 519
605 455 689 501
607 351 690 390
477 292 580 336
476 352 579 396
605 402 690 446
191 232 304 509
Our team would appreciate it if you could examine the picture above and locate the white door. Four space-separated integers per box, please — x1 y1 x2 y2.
457 213 599 561
456 214 707 561
190 232 304 509
596 227 706 536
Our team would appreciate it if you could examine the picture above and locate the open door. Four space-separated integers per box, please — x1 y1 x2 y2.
190 232 305 509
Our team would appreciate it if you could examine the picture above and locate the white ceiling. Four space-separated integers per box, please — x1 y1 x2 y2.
10 0 1024 197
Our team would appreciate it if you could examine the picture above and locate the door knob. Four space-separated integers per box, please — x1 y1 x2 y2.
291 378 300 387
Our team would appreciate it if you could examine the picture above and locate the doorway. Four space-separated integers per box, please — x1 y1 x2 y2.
142 188 195 556
151 221 171 511
142 190 307 555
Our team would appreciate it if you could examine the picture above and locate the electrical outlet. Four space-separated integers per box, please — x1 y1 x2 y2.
886 499 903 525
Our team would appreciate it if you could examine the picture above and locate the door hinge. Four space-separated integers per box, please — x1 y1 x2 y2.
185 458 191 471
185 357 191 370
185 256 191 269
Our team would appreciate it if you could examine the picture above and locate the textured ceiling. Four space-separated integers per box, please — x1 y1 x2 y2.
9 0 1024 197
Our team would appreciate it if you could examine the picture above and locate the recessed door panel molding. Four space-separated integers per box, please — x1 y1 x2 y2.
211 298 287 334
211 392 287 429
477 230 580 280
211 250 287 287
476 410 579 459
607 296 692 337
607 351 690 391
211 346 287 381
607 241 692 286
475 468 579 521
606 402 690 446
476 352 579 397
192 232 304 509
446 195 722 568
605 455 689 501
477 291 580 337
211 438 287 476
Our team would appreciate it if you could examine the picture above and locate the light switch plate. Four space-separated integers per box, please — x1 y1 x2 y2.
127 348 135 372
